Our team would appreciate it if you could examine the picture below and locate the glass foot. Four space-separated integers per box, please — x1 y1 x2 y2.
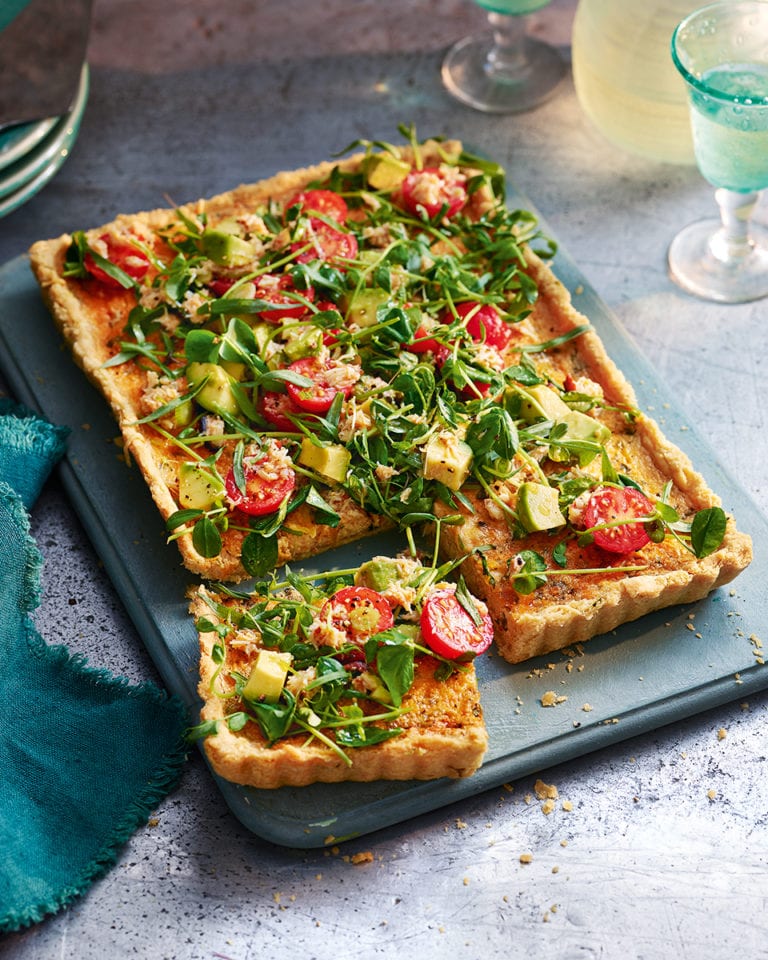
668 217 768 303
441 31 565 114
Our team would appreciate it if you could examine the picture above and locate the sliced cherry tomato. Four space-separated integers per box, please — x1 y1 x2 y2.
225 452 296 517
400 167 467 220
320 586 395 647
455 301 512 351
285 357 358 414
254 273 314 322
84 234 151 288
582 486 654 554
407 324 451 365
258 390 303 430
286 188 349 223
420 587 494 660
291 218 358 264
208 277 235 297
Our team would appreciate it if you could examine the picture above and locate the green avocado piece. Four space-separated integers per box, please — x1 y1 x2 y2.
365 152 411 191
173 398 195 428
557 409 611 444
422 432 473 491
297 439 351 483
343 288 390 328
355 558 401 593
178 462 225 510
283 327 323 361
518 384 571 422
517 481 566 533
187 361 240 417
200 228 255 267
242 650 292 704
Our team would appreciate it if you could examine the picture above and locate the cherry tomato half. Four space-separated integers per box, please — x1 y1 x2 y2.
254 274 314 322
208 277 235 297
582 486 654 554
455 301 512 351
400 167 467 220
84 234 151 288
407 324 451 365
291 218 358 264
225 452 296 517
320 586 395 647
420 587 494 660
286 357 358 414
286 188 349 224
258 390 303 430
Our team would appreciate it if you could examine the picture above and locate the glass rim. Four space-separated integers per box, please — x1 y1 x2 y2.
672 0 768 106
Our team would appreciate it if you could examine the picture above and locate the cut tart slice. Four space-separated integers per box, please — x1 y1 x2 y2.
189 552 489 788
433 250 753 663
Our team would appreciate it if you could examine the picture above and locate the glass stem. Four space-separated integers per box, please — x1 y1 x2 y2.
486 13 530 78
710 188 759 263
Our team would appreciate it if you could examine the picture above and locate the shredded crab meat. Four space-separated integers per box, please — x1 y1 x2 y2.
140 372 183 416
242 440 294 484
409 165 466 209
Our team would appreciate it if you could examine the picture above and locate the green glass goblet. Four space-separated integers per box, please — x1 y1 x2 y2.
668 1 768 303
441 0 565 113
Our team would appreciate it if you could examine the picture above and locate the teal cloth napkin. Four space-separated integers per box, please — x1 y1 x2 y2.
0 400 189 933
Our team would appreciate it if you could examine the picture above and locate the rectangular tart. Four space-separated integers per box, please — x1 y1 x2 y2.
28 135 752 673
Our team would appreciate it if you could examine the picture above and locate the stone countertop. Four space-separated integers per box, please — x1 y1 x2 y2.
1 1 767 957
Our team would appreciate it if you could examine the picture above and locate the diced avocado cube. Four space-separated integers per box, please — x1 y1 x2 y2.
556 409 611 444
174 398 195 428
357 670 393 704
355 558 401 593
220 360 248 381
249 321 274 354
519 384 571 422
365 152 411 191
200 228 255 267
422 432 473 491
242 650 292 704
283 327 323 361
297 439 351 483
178 462 225 510
516 481 566 533
187 361 240 417
343 288 390 328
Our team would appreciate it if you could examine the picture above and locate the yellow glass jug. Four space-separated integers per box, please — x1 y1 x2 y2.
572 0 710 164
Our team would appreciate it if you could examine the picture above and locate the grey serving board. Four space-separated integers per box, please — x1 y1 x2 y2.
1 194 766 848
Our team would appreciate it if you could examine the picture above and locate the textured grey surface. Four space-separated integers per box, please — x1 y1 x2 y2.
1 1 768 956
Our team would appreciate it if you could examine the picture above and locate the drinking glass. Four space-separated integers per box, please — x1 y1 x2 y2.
441 0 565 113
668 1 768 303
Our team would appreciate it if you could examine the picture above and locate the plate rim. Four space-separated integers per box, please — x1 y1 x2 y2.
0 64 89 217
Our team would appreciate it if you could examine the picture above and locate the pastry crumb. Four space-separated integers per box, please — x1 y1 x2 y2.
534 779 559 800
519 852 533 864
351 851 374 865
541 690 568 707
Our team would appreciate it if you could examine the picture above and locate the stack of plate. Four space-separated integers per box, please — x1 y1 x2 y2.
0 63 89 219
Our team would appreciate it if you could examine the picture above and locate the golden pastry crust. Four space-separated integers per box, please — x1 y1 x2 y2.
192 589 488 788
